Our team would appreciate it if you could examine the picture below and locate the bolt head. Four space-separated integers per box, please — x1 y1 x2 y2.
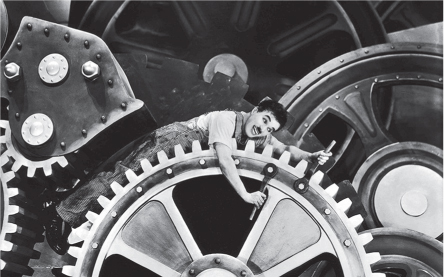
439 78 443 82
16 42 22 49
136 187 142 193
96 54 101 60
27 23 32 30
166 168 173 175
297 86 301 90
189 269 195 275
108 79 113 86
60 142 66 148
64 33 70 41
121 102 127 109
199 159 206 165
101 115 106 123
82 129 87 135
335 95 340 99
84 40 90 48
215 258 221 264
324 208 331 215
339 59 344 63
304 123 309 128
15 113 20 118
92 242 99 249
111 211 117 218
396 75 400 80
241 270 247 277
343 239 351 247
4 62 21 81
82 61 100 81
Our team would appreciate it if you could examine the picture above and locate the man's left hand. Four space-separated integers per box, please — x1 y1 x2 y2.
311 150 332 165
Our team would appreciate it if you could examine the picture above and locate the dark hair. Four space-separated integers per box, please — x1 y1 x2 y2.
257 99 287 131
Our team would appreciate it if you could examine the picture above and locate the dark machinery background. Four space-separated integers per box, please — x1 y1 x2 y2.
1 1 442 277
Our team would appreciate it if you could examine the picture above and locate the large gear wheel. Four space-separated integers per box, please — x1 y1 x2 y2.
57 140 383 276
0 169 43 276
280 42 443 238
361 227 443 277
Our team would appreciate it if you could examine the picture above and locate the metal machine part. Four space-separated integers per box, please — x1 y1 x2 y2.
280 42 442 237
361 228 443 277
74 1 386 105
59 140 382 277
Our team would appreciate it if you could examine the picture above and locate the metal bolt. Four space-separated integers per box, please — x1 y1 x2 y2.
340 59 344 63
417 45 421 49
121 102 127 110
390 45 395 49
16 42 22 50
335 95 340 99
439 78 443 82
81 61 100 81
199 159 206 165
324 208 331 215
82 129 87 136
317 70 321 74
27 23 32 30
92 243 99 249
171 88 178 93
298 183 305 190
108 79 113 86
364 49 369 54
189 269 195 275
297 86 301 90
417 75 421 79
304 123 309 128
111 211 117 218
343 239 351 247
354 85 359 89
8 89 12 94
15 113 19 118
60 142 66 148
215 258 221 264
319 108 323 112
101 115 106 123
166 168 173 175
84 40 90 48
4 62 21 82
96 54 101 60
267 166 273 173
241 271 247 277
136 187 142 193
44 28 49 36
374 78 378 83
64 33 70 41
396 75 400 80
234 159 240 165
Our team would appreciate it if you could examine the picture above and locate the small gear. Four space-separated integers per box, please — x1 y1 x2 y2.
56 140 383 276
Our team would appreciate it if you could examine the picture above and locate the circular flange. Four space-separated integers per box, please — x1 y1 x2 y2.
38 53 69 84
203 54 248 84
21 113 54 146
352 142 443 238
182 254 252 277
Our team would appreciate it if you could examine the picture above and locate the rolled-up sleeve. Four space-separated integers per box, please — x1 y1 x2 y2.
208 111 236 150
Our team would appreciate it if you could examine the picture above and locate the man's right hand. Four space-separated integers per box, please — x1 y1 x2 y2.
244 191 267 209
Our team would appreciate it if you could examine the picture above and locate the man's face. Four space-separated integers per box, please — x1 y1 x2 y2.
244 110 281 138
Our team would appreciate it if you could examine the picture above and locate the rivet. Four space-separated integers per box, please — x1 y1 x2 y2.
84 40 90 48
101 115 106 123
96 54 101 60
136 187 142 193
60 142 66 148
364 49 369 54
317 70 321 74
166 168 173 175
15 113 19 118
390 45 395 49
215 258 221 264
111 211 117 218
199 159 206 165
189 269 195 275
354 85 359 89
16 42 22 50
267 166 273 173
340 59 344 63
374 78 378 83
171 88 178 94
8 89 12 94
324 208 331 215
439 78 443 82
298 183 305 190
121 102 127 110
241 271 247 277
234 159 240 165
92 243 99 249
319 108 323 112
304 123 309 128
297 86 301 90
4 60 8 64
343 239 351 247
82 129 87 136
44 28 49 36
396 75 400 80
335 95 340 99
27 23 32 30
417 45 421 49
417 75 421 79
64 33 70 41
108 79 113 86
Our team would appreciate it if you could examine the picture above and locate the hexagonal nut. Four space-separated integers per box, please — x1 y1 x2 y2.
4 62 21 82
81 61 101 81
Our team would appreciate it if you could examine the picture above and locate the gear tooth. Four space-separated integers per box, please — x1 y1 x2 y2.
4 223 17 233
309 171 324 187
0 120 8 128
157 150 169 163
358 233 373 246
9 205 20 216
11 161 23 173
231 138 238 150
125 169 138 183
26 166 37 178
97 195 111 209
43 163 52 176
337 198 352 213
57 157 69 167
3 171 17 184
1 241 13 251
140 159 153 173
245 140 256 152
294 160 308 178
62 265 75 276
262 144 273 157
192 140 202 152
325 183 339 198
174 144 185 157
366 252 382 265
69 221 92 243
7 187 20 198
279 151 291 164
349 214 364 230
85 211 99 224
1 153 9 167
110 181 124 195
67 246 81 258
0 259 5 270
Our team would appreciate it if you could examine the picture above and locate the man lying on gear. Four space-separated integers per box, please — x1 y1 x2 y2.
43 99 331 256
